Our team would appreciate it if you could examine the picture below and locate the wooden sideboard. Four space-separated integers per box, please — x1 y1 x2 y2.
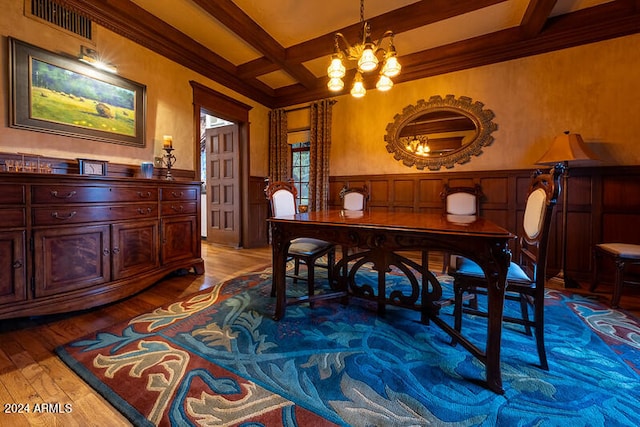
0 173 203 320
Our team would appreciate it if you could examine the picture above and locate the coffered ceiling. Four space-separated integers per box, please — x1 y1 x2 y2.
58 0 639 108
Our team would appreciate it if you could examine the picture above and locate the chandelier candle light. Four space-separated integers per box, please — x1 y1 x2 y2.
162 135 176 181
327 0 401 98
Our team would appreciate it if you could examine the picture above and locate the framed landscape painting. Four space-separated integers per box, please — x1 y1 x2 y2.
9 37 146 147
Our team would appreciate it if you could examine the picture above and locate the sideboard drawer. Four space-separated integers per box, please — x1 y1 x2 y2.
33 204 157 225
0 208 26 228
161 201 198 216
0 184 26 204
161 187 198 201
32 185 158 204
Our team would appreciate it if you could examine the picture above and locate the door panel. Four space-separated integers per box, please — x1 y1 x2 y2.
206 124 241 247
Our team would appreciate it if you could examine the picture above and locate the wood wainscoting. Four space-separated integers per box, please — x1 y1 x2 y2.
330 166 640 283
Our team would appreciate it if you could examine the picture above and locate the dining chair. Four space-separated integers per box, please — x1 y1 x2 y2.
339 185 369 259
451 164 563 370
340 185 369 211
439 184 483 273
591 243 640 308
264 180 336 305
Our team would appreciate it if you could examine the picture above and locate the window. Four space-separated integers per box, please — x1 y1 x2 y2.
291 141 310 207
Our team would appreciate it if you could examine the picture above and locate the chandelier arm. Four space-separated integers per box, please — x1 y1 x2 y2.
334 32 355 57
373 31 396 51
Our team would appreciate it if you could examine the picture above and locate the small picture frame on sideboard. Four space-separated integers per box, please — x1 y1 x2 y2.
78 158 108 176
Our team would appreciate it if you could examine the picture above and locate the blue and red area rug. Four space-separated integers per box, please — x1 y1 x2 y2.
56 265 640 426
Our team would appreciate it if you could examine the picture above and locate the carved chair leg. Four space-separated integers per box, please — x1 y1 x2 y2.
451 284 465 346
519 294 532 336
534 300 548 370
442 251 450 274
590 248 601 292
294 259 301 284
307 257 315 309
611 259 625 308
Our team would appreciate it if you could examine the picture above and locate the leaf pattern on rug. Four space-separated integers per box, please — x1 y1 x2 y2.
186 381 291 426
192 323 238 351
330 374 487 427
94 340 190 424
71 325 148 352
129 284 225 332
57 266 640 426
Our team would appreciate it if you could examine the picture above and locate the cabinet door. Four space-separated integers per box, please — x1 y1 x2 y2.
112 220 159 280
161 216 198 264
33 225 111 297
0 231 27 304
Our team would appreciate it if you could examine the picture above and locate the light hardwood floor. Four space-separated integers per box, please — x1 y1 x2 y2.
0 243 637 426
0 243 271 426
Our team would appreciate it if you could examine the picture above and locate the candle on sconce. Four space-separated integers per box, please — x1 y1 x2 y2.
163 135 173 149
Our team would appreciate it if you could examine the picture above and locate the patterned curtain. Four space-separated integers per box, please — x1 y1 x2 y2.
309 99 336 211
268 108 289 181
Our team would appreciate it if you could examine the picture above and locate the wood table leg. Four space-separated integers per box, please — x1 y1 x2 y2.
485 278 506 394
271 226 289 321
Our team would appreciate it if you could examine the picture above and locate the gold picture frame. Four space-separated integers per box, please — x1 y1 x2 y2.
9 37 147 147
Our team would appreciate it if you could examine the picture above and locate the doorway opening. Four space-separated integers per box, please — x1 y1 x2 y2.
191 81 252 248
200 113 233 242
200 111 243 247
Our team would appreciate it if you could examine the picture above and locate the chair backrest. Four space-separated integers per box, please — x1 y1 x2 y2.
340 185 369 211
265 180 298 217
441 184 483 216
520 164 564 283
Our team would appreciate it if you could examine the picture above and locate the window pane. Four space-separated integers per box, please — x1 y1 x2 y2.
290 139 311 206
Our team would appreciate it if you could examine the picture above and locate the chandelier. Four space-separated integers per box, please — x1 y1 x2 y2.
404 135 431 156
327 0 401 98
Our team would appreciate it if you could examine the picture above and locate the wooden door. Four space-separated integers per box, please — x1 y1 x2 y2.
205 124 241 247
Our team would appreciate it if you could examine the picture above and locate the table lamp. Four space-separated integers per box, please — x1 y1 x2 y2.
536 131 599 288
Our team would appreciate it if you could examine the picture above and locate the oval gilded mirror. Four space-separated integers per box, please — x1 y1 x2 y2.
385 95 497 170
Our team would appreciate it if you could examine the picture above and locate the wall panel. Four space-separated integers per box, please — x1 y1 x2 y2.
331 166 640 282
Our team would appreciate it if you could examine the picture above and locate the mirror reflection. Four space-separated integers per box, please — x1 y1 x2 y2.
400 110 477 156
385 95 497 170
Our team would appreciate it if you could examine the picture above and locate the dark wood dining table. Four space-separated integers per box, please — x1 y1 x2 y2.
267 209 515 394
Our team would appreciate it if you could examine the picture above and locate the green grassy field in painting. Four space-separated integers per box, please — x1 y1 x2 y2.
30 87 135 137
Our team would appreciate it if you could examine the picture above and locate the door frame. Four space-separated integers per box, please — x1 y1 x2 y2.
191 81 252 247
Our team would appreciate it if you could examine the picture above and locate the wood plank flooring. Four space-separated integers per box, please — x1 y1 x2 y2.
0 243 637 426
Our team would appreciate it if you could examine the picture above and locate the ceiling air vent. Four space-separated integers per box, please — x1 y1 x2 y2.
29 0 92 40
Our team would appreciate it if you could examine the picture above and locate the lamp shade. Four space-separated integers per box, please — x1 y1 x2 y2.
536 132 599 166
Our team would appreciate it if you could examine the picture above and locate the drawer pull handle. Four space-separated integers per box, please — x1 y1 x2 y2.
137 207 152 214
51 211 77 220
138 191 152 198
13 260 23 269
171 205 184 213
112 247 120 254
171 191 184 199
103 248 110 256
50 190 77 199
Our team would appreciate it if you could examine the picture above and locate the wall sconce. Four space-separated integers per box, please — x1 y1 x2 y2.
78 45 117 74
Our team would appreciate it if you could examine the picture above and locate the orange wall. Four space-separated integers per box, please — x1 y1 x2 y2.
330 33 640 175
0 0 270 174
1 0 639 179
